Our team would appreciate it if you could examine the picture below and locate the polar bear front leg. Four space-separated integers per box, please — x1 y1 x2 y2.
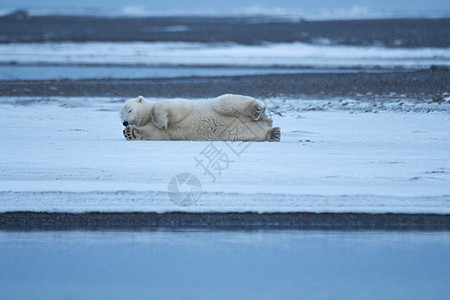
123 125 142 140
151 106 169 130
151 100 193 130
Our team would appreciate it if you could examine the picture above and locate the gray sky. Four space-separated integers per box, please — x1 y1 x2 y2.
1 0 449 10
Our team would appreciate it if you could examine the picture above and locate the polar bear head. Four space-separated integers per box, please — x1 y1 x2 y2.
120 96 155 127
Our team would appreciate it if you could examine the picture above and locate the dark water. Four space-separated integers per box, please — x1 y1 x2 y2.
0 65 395 80
0 230 449 299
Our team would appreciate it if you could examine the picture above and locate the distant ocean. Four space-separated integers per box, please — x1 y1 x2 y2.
1 0 449 20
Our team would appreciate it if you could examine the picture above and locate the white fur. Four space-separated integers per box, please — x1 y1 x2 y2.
121 94 280 142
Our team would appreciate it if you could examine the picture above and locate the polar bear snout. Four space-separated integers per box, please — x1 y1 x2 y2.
122 121 129 126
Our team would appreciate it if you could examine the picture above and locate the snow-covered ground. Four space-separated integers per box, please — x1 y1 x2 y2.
1 42 449 69
0 96 449 213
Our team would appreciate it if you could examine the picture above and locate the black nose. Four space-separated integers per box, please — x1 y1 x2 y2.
123 121 128 126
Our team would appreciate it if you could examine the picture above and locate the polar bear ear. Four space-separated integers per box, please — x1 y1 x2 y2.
137 96 144 103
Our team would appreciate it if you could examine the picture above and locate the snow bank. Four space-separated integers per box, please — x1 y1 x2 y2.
1 42 448 68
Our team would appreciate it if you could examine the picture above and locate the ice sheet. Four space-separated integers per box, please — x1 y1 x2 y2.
0 96 449 213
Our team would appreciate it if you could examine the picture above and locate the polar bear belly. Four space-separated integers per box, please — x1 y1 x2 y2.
165 100 270 141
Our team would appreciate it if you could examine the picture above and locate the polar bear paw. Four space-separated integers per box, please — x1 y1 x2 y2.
250 101 266 120
152 117 168 130
268 127 281 142
123 125 141 140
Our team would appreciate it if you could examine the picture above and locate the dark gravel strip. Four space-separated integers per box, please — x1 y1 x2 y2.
1 212 448 231
1 69 449 99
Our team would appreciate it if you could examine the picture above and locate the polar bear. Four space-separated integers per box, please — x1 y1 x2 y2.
120 94 280 142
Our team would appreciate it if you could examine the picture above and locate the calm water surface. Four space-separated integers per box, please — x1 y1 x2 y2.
0 230 449 299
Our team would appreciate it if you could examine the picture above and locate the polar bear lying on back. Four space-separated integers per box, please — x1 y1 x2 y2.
120 94 280 142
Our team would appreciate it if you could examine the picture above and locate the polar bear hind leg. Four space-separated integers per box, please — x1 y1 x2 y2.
123 125 142 140
215 94 266 120
250 100 266 120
